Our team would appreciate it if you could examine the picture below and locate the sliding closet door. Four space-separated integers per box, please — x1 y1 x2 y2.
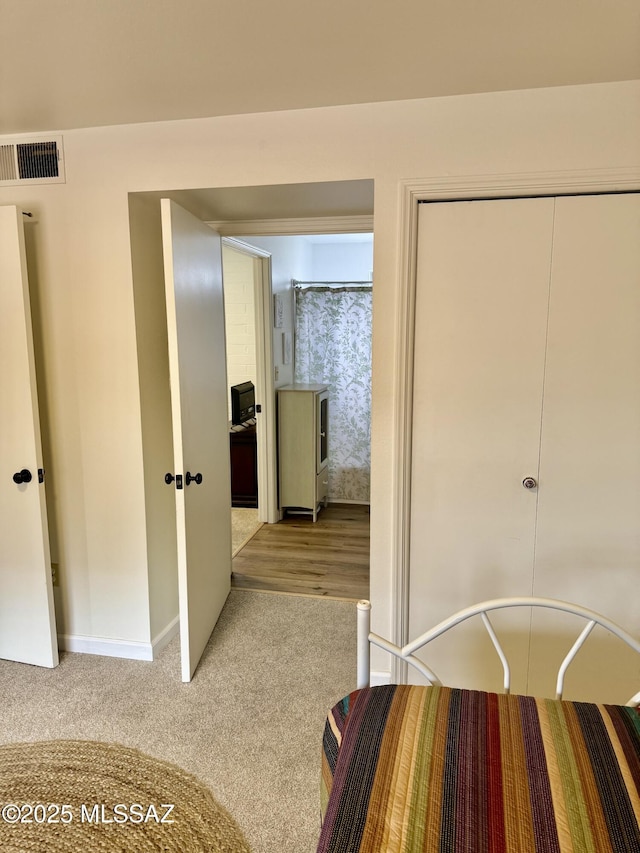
529 193 640 703
408 198 554 692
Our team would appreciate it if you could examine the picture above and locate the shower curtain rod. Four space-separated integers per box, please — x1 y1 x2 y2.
292 279 372 288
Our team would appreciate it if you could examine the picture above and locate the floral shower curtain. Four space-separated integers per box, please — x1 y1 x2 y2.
294 285 372 503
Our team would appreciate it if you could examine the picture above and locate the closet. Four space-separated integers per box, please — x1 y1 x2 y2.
408 193 640 702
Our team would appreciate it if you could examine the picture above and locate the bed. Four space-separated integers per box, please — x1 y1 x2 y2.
317 598 640 853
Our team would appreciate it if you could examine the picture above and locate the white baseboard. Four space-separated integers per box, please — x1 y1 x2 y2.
58 634 154 661
370 670 392 686
59 615 180 662
151 615 179 658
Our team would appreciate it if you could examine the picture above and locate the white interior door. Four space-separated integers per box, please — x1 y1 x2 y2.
529 192 640 702
0 206 58 667
161 199 231 682
408 198 555 692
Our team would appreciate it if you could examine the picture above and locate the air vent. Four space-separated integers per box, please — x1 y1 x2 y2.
0 145 18 181
0 135 65 186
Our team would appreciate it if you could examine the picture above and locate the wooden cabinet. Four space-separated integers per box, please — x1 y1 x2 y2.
278 384 329 521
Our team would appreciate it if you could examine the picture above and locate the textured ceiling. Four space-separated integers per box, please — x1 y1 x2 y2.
2 0 639 135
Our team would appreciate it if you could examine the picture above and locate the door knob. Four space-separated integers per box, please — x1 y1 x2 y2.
13 468 32 484
165 473 183 489
186 471 203 486
522 477 537 490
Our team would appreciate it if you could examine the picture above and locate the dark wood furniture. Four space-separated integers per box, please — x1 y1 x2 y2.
230 422 257 507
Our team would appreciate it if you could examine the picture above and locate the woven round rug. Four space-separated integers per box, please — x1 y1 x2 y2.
0 740 252 852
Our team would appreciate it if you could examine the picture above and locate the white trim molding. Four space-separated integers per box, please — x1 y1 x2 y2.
221 236 271 258
206 214 373 236
58 615 180 661
391 166 640 684
58 634 154 661
397 167 640 203
151 614 180 658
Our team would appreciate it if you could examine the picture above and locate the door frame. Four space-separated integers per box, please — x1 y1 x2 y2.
214 216 375 528
222 237 278 524
393 167 640 683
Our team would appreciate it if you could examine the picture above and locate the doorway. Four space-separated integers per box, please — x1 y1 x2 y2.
228 231 373 599
129 179 374 652
222 239 274 555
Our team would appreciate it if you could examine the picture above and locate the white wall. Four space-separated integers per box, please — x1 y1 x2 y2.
222 246 257 418
240 234 312 388
1 81 638 651
310 237 373 282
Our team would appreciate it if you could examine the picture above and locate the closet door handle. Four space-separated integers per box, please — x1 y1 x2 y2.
186 471 203 486
12 468 32 484
522 477 537 490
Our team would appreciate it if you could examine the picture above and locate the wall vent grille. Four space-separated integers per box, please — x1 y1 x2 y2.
0 136 65 186
0 145 18 181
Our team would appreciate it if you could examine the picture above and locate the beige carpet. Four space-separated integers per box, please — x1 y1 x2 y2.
231 508 262 556
0 590 356 853
0 739 251 852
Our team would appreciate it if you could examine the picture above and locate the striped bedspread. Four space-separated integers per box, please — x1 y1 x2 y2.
318 685 640 852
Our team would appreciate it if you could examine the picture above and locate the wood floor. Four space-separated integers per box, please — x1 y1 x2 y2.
231 503 370 600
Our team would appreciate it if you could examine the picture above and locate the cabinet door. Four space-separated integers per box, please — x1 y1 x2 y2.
408 198 554 691
529 193 640 703
278 390 315 508
317 391 329 471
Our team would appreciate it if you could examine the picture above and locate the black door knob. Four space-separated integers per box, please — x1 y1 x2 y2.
13 469 32 484
186 471 203 485
164 473 183 489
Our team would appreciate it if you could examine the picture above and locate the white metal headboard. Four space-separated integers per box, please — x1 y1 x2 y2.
357 596 640 706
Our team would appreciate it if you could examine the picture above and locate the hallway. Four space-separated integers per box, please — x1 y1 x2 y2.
231 504 369 600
